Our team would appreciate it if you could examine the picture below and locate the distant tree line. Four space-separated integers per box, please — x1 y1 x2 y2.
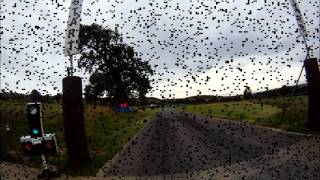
0 89 61 103
253 84 308 99
159 84 308 105
0 89 26 101
0 84 308 105
161 95 242 105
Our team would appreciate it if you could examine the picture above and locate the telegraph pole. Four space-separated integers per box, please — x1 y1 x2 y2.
289 0 320 130
63 0 92 173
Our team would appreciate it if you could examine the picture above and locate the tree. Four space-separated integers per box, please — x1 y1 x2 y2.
54 93 61 103
0 89 6 100
280 85 290 96
78 23 153 107
30 89 42 102
84 85 96 104
42 94 53 103
243 86 252 99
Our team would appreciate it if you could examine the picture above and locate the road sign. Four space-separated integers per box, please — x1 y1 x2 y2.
42 133 59 154
31 137 42 145
20 134 58 156
64 0 84 56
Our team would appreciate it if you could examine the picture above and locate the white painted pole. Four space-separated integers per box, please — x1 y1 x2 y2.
41 154 49 170
69 55 73 76
288 0 309 55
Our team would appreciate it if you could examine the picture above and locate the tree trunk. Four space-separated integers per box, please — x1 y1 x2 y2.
304 58 320 130
63 76 91 172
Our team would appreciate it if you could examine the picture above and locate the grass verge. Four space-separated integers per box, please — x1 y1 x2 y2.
177 95 318 134
0 100 159 176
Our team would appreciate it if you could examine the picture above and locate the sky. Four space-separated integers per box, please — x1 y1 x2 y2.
0 0 319 99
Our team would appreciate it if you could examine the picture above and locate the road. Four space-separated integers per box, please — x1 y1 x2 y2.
98 108 320 179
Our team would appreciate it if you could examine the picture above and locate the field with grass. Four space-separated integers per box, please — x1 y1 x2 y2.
177 95 313 134
0 95 316 176
0 100 159 175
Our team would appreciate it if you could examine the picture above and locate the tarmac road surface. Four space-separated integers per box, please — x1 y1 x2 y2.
98 108 320 179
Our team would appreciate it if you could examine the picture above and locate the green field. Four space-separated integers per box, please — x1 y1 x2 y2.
0 95 316 175
0 101 158 175
177 95 313 133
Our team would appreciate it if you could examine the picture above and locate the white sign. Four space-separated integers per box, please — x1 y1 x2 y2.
31 137 42 145
64 0 84 56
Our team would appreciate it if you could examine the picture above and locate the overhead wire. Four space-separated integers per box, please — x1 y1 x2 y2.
285 0 310 109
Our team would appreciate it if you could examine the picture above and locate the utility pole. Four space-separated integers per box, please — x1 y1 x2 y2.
289 0 320 130
63 0 92 173
304 58 320 130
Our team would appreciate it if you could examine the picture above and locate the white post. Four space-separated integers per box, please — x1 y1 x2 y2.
41 154 49 170
69 55 73 76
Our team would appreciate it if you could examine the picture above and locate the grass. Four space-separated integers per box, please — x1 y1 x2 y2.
0 95 316 176
177 95 314 134
254 96 309 132
0 100 159 176
178 101 282 126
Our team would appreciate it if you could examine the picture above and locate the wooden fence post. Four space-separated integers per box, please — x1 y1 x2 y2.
304 58 320 130
63 76 91 172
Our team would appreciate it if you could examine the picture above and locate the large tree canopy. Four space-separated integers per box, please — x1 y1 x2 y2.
78 23 153 106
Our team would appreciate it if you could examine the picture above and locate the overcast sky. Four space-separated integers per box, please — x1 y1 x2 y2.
0 0 319 99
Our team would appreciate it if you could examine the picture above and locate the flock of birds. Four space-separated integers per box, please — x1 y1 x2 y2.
0 0 319 179
0 0 318 97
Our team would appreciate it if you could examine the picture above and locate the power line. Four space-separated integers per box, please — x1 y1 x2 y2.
285 0 310 109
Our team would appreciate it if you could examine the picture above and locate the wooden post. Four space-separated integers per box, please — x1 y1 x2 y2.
63 76 91 172
304 58 320 130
